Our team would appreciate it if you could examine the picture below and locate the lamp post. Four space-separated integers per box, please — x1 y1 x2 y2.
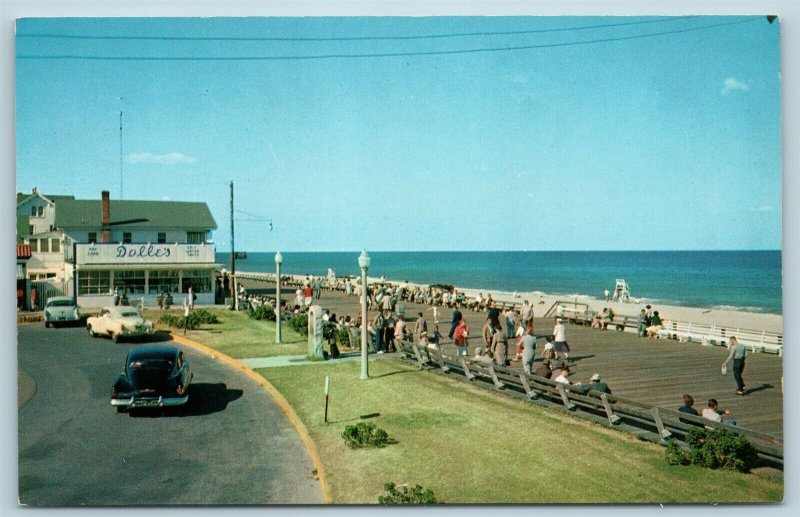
358 250 371 380
275 251 282 344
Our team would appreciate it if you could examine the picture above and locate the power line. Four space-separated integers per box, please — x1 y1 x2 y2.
15 18 760 62
16 16 698 42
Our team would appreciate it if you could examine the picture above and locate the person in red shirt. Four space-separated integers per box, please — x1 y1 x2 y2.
303 285 313 307
453 319 470 357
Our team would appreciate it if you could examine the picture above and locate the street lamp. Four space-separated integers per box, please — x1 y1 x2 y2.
275 251 282 344
358 250 371 380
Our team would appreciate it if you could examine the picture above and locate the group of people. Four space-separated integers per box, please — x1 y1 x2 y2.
636 304 664 338
678 394 737 426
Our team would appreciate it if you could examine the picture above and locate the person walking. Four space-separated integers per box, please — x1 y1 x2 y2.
553 318 569 362
372 311 386 353
492 327 508 367
520 326 537 375
449 307 463 339
413 311 428 343
183 299 190 335
453 318 469 357
722 336 747 395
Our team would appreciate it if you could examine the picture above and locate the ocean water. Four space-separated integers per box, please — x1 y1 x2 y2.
218 251 782 315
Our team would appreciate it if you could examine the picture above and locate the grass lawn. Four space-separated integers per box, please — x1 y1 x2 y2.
144 308 308 358
259 359 783 504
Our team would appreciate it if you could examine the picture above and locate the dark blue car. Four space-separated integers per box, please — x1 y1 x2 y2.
111 345 192 413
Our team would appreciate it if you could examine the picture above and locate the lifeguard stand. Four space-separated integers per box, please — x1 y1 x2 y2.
613 279 631 303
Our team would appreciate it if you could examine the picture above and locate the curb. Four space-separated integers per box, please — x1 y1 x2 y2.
171 334 332 504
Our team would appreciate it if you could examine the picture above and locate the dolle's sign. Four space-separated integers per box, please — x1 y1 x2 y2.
117 244 171 258
76 243 214 265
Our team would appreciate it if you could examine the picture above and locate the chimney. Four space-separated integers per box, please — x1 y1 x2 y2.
32 187 37 194
101 191 110 243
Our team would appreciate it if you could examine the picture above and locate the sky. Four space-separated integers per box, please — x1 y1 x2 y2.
14 15 782 252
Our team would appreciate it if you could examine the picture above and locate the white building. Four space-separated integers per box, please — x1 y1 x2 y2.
16 189 219 307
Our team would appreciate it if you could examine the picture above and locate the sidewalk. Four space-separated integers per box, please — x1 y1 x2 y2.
240 350 399 369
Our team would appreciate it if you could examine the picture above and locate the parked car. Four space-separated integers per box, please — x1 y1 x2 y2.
87 306 154 343
111 345 192 412
44 296 81 327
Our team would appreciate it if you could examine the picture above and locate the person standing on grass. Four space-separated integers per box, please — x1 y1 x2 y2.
520 326 537 375
454 318 470 357
723 336 747 395
553 318 570 362
372 311 385 353
183 299 190 335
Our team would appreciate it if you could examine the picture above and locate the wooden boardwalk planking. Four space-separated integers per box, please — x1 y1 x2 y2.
239 280 784 440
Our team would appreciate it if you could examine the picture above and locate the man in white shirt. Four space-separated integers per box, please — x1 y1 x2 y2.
553 318 569 361
554 366 571 385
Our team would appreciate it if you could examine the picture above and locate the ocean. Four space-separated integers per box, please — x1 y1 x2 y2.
217 250 782 315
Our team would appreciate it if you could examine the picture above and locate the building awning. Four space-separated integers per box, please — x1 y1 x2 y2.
16 244 32 259
77 263 222 272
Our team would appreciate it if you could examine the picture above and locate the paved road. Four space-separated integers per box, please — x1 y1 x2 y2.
18 323 323 505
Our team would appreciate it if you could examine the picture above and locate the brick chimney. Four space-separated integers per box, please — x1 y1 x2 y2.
101 190 110 243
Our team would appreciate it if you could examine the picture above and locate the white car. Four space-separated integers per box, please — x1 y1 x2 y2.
44 296 81 327
87 306 154 343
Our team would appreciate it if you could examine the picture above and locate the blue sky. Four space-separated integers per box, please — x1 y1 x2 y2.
15 16 782 251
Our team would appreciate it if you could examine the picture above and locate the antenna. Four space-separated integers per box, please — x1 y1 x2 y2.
119 110 124 199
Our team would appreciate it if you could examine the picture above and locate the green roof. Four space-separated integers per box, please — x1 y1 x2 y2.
55 199 217 231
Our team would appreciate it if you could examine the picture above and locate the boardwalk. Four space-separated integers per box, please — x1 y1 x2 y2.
240 279 784 440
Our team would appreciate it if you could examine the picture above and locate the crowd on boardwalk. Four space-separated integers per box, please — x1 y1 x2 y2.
236 273 749 427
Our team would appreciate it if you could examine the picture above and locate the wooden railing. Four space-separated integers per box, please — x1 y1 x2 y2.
398 339 783 467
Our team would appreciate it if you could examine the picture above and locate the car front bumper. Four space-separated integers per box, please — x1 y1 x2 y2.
111 394 189 408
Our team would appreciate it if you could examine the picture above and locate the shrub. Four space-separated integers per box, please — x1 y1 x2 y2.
248 303 276 321
158 309 219 330
668 428 756 472
335 328 351 347
664 439 690 466
378 483 438 505
289 314 309 336
341 422 392 449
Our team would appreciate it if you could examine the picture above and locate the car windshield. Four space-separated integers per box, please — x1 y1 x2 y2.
47 300 74 307
120 311 140 318
129 359 173 370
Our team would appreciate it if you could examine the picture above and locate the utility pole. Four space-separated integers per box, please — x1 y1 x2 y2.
119 111 124 199
230 181 237 310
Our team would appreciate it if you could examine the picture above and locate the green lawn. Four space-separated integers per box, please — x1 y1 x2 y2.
145 308 308 358
259 360 783 504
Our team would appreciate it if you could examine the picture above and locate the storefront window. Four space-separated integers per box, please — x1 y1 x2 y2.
78 270 111 295
114 270 146 294
182 270 212 293
148 269 179 294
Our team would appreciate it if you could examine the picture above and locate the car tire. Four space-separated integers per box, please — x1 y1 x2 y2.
45 321 51 328
88 325 96 337
116 406 127 414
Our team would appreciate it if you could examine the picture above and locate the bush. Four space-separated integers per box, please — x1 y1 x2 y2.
289 314 309 336
341 422 392 449
667 428 756 472
664 439 690 466
248 303 276 321
378 483 438 505
335 328 351 347
158 309 219 330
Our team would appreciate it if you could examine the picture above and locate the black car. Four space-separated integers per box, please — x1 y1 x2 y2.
111 345 192 412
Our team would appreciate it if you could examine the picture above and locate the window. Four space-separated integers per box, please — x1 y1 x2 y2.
28 225 34 235
30 206 36 217
17 264 24 280
148 269 179 294
50 239 60 253
78 270 111 295
158 232 167 244
88 232 97 243
38 206 44 217
39 238 49 253
29 239 38 252
182 269 212 293
187 231 205 244
122 232 132 244
114 270 145 294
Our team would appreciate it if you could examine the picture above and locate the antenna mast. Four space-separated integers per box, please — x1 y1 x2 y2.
119 110 124 200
